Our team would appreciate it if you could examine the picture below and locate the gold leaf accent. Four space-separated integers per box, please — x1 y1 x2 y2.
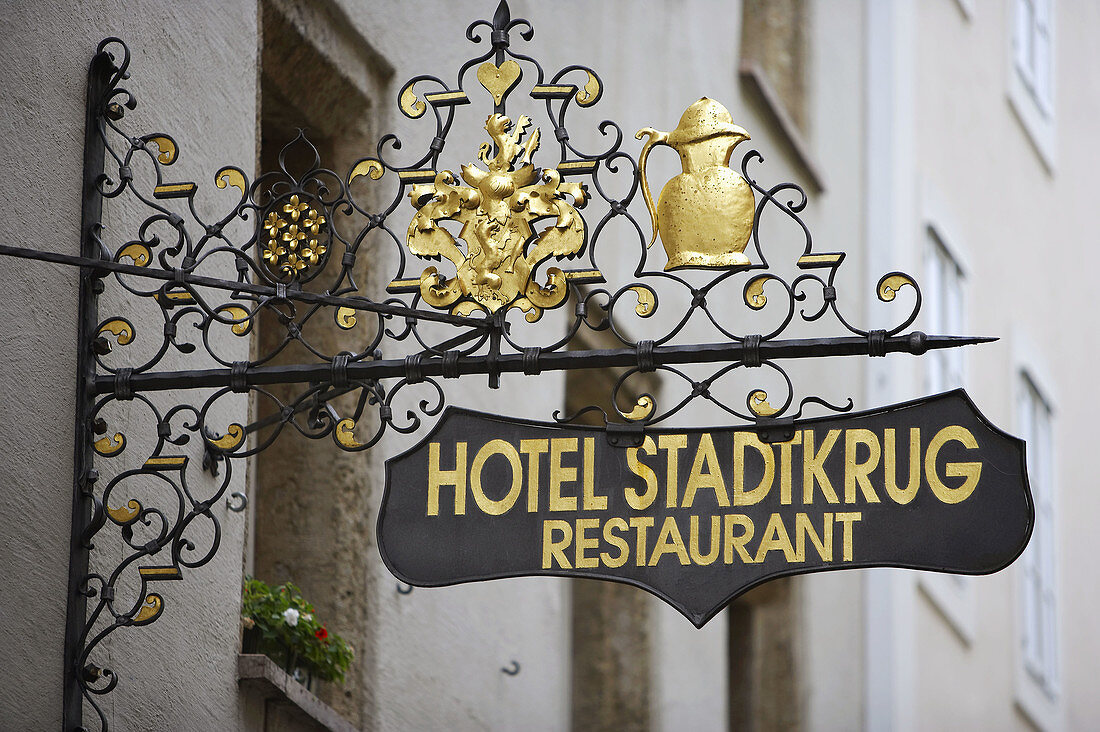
622 395 655 422
117 243 150 267
629 285 656 317
153 182 196 198
93 432 125 457
400 85 426 118
744 276 769 310
220 306 251 336
143 456 186 469
107 498 141 524
262 195 326 277
139 566 181 579
134 594 163 624
451 301 487 318
207 424 244 451
512 298 542 323
748 390 779 417
214 167 246 194
636 98 754 270
148 136 177 164
476 60 522 106
99 319 134 346
575 70 601 107
350 159 384 182
878 274 914 302
407 114 589 318
335 419 363 449
335 307 357 330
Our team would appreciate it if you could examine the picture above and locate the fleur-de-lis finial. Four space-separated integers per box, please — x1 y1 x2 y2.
493 0 511 33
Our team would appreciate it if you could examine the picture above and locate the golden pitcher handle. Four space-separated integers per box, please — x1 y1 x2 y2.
635 127 669 248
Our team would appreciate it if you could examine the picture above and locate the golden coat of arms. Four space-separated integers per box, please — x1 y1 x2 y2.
405 113 589 320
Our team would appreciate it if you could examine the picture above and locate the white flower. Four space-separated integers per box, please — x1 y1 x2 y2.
302 613 313 623
282 608 300 626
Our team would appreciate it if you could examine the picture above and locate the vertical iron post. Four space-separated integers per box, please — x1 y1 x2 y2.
63 45 112 732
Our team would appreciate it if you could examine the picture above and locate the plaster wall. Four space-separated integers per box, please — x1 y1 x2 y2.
907 1 1100 730
0 0 256 729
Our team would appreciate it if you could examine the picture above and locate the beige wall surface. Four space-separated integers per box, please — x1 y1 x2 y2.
0 0 256 729
899 0 1100 730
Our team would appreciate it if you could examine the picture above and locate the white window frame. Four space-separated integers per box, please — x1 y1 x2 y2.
916 220 975 644
1008 0 1056 170
1013 359 1063 731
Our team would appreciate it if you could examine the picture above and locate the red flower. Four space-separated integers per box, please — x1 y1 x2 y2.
315 627 329 641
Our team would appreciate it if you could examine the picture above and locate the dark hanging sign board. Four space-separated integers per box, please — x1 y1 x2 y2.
379 390 1032 627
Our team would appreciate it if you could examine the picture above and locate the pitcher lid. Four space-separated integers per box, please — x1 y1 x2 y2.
667 98 750 146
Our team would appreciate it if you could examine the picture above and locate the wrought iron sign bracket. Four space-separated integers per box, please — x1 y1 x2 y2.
0 3 1001 729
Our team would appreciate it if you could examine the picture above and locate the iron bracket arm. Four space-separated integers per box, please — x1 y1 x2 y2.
91 333 994 396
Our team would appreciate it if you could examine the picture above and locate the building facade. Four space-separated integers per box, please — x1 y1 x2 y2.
1 1 1097 730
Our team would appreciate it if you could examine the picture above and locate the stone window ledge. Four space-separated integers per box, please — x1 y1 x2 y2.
738 60 827 193
238 654 357 732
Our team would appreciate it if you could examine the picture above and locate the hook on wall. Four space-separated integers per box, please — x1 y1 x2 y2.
501 660 520 676
226 492 248 512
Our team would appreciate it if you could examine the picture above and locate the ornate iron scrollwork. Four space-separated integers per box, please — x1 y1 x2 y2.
0 4 992 729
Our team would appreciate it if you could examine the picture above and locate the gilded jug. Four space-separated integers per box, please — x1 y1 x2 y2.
636 98 755 271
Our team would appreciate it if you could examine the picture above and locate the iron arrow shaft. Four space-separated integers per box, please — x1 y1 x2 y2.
92 333 994 395
0 244 492 330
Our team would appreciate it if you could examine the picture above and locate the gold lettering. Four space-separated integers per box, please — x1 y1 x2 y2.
625 436 659 510
884 428 920 504
778 432 802 505
581 437 607 510
733 431 775 506
795 512 832 562
926 426 982 504
649 516 691 566
835 512 862 561
629 516 655 567
755 513 797 563
520 438 548 512
803 429 841 504
542 519 572 568
689 515 721 565
575 518 600 568
470 439 523 515
844 429 881 503
428 441 466 516
601 517 630 568
658 434 687 508
550 437 579 511
683 433 730 508
724 514 757 564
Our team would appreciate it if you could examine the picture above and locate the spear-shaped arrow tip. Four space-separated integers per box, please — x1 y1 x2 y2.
919 333 998 353
494 0 511 29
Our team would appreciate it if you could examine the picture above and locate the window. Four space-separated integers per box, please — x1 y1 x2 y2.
923 229 966 395
1016 373 1059 719
1014 0 1053 115
740 0 808 133
250 2 387 724
917 226 975 642
738 0 825 190
1008 0 1056 168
